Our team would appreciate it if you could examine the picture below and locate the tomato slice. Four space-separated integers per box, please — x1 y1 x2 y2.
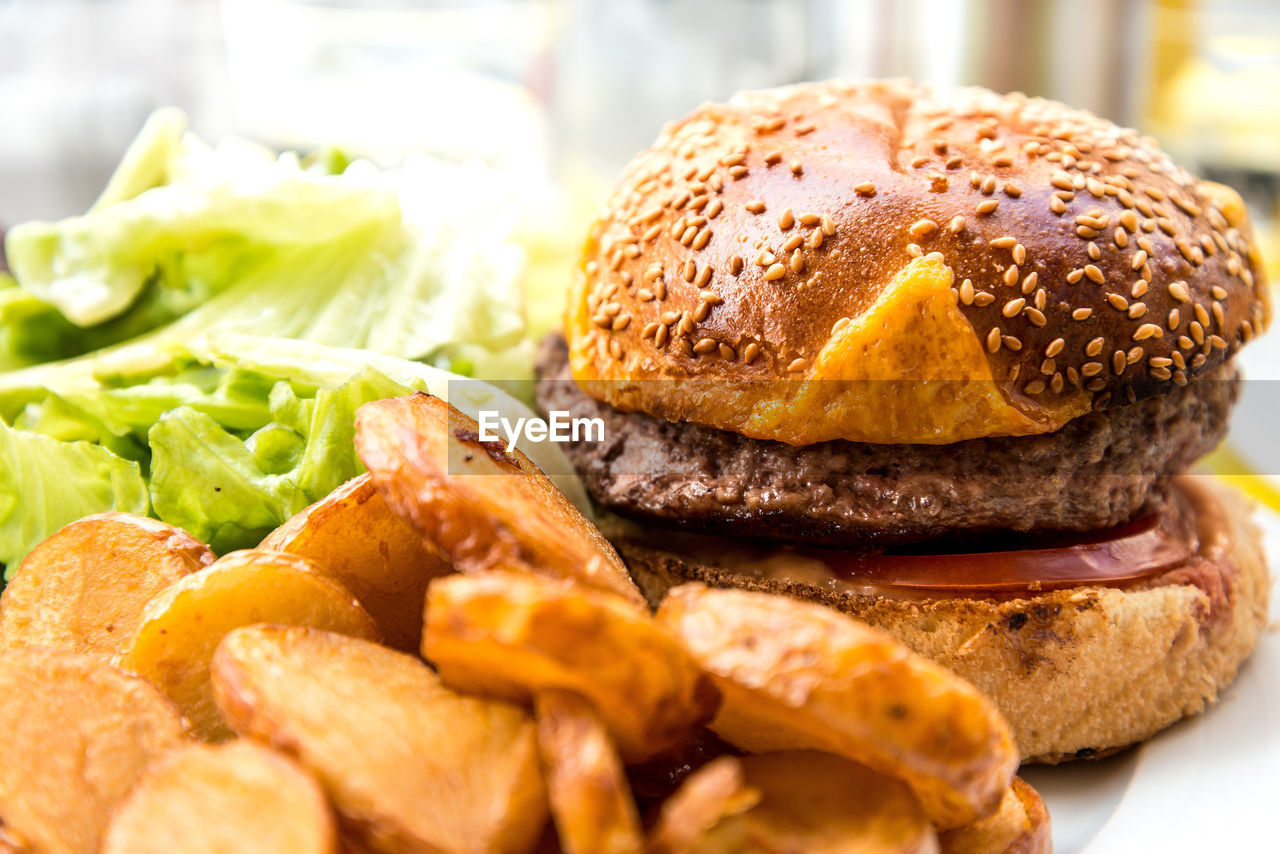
801 487 1199 594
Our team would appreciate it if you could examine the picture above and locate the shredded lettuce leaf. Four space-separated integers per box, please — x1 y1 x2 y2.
0 421 150 569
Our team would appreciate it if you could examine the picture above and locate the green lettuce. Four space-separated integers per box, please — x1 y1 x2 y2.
0 421 150 569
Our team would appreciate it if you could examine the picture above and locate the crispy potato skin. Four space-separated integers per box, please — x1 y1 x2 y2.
211 626 548 854
651 752 939 854
101 741 337 854
423 572 719 763
261 474 453 653
938 777 1051 854
116 549 381 740
0 512 212 658
535 690 644 854
656 584 1018 829
0 648 189 854
354 393 644 607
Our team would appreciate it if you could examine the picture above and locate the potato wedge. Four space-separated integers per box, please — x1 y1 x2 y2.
354 392 644 607
212 625 547 854
651 752 939 854
116 549 381 740
261 473 452 652
938 777 1051 854
646 756 761 854
656 584 1017 829
0 648 189 854
0 512 212 657
423 572 719 762
101 740 337 854
535 689 643 854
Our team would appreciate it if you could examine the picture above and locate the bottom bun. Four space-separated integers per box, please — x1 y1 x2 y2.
610 477 1270 763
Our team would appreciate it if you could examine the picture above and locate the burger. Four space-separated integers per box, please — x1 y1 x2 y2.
535 79 1272 763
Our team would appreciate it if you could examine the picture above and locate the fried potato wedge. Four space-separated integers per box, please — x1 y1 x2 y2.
535 689 644 854
656 584 1017 829
938 777 1051 854
647 756 761 854
0 648 189 854
116 549 381 740
354 393 644 607
652 752 939 854
423 572 719 762
0 512 213 658
261 473 452 652
101 741 337 854
212 625 547 854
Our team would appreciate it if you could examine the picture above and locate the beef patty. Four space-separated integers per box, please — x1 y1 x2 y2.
535 335 1237 546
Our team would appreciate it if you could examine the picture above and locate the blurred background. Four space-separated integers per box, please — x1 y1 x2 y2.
2 0 1278 480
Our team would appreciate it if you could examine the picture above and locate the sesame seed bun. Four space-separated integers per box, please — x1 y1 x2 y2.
566 79 1270 444
610 476 1270 763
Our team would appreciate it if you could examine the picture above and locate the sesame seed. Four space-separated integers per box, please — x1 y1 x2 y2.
1077 226 1100 239
677 337 694 357
1050 196 1067 215
763 263 786 281
719 343 736 360
692 229 711 250
1114 228 1129 248
654 279 667 300
1211 284 1228 299
1169 281 1190 303
1073 307 1093 320
641 322 659 339
789 251 805 274
693 301 710 322
677 311 694 337
910 219 938 238
1112 350 1127 374
745 200 766 214
854 182 876 196
680 226 697 246
1003 266 1020 287
821 215 836 236
693 337 717 354
787 357 808 372
729 165 749 180
982 175 998 195
764 152 782 166
986 327 1002 353
1026 307 1046 326
1003 182 1023 198
1087 243 1101 261
729 256 745 276
778 208 795 230
783 233 804 252
706 199 724 218
695 264 713 287
1082 362 1104 378
1002 298 1026 317
743 342 760 363
991 236 1018 249
973 291 996 306
755 251 775 267
1051 171 1074 190
959 279 975 305
1002 335 1023 351
681 260 696 282
789 160 803 175
1107 293 1128 311
1086 337 1104 357
660 310 680 325
1067 269 1085 284
1046 338 1066 357
1022 272 1040 295
1024 380 1046 395
1133 323 1162 341
976 199 999 215
638 288 654 301
592 314 612 329
798 212 821 227
807 230 825 249
906 243 923 258
948 215 966 233
1128 302 1147 319
1084 264 1105 284
609 339 623 360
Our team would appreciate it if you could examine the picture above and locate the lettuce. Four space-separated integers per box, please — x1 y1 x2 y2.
0 336 589 577
0 109 529 380
0 421 149 570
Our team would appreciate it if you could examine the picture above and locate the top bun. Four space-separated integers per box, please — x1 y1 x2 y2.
565 79 1269 444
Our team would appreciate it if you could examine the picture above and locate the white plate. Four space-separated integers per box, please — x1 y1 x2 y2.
1020 496 1279 853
